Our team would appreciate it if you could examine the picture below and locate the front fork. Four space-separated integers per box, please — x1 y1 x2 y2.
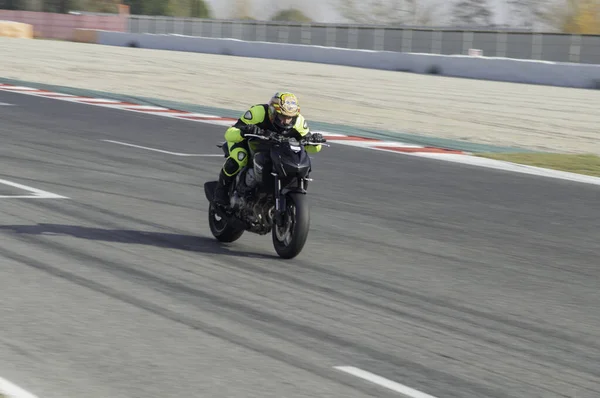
272 174 311 227
273 174 285 227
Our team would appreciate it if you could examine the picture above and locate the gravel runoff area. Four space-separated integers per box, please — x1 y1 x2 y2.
2 37 600 155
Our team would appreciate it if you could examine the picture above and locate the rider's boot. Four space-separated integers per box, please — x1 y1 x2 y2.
213 169 233 207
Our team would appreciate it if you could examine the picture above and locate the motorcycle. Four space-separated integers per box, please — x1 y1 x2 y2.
203 130 329 259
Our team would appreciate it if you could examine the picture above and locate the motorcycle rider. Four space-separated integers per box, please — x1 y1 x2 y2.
213 91 325 207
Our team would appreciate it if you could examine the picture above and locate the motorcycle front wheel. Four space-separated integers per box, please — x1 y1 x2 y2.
272 193 310 259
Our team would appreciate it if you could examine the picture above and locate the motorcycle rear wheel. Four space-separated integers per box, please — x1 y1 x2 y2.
208 202 245 243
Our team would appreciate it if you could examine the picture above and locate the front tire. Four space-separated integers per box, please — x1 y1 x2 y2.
272 193 310 259
208 202 245 243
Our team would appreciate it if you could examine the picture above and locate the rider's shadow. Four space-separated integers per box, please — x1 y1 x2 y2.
0 223 276 259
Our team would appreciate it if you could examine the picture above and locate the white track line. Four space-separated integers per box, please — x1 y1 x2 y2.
56 97 123 104
0 195 58 199
0 377 39 398
34 93 77 97
0 178 68 199
192 119 238 126
0 86 38 91
102 140 222 157
334 366 439 398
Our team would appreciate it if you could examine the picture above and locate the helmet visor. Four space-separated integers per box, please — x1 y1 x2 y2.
275 113 294 128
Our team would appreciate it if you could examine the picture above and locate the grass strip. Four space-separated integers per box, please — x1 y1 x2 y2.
475 152 600 177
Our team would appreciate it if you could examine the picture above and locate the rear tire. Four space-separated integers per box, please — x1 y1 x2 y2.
272 193 310 259
208 202 245 243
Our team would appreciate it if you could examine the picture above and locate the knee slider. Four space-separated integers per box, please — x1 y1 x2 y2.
223 157 241 176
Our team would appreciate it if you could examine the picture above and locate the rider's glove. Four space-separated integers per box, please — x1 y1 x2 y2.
309 133 325 143
240 124 263 137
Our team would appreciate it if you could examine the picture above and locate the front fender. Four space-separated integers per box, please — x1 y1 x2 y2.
282 187 307 195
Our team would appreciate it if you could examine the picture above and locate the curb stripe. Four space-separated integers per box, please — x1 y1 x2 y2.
323 136 381 142
0 83 466 155
374 146 465 154
176 115 238 121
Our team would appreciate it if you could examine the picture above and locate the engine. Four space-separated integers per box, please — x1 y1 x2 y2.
249 196 275 234
229 168 274 235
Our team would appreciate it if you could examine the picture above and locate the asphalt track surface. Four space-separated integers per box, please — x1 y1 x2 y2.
0 91 599 398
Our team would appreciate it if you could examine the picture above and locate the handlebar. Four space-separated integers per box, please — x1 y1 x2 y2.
244 133 330 147
244 133 272 140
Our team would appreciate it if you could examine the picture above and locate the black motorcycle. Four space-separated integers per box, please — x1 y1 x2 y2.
204 130 328 259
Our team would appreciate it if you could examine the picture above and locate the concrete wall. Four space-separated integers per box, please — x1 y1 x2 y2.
92 31 600 90
127 16 600 65
2 10 598 64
